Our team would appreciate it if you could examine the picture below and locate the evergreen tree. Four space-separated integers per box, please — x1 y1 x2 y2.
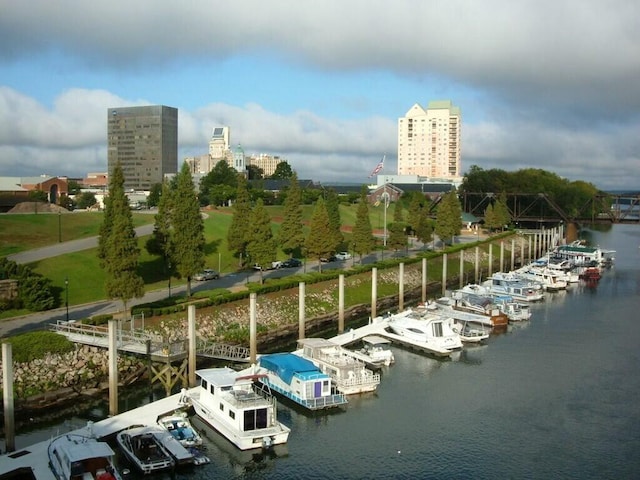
325 188 344 249
305 197 334 273
227 174 252 267
387 202 407 251
278 172 305 257
415 213 434 250
407 194 424 236
147 183 162 208
97 162 144 315
145 180 173 279
170 162 206 297
246 199 277 282
484 203 498 232
434 191 462 248
351 186 375 262
495 192 512 230
270 161 294 179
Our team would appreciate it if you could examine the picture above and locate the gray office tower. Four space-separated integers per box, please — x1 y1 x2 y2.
107 105 178 190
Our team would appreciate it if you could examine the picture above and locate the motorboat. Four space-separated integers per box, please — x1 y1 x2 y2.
387 307 463 353
449 319 490 343
514 266 568 291
186 367 291 451
457 285 531 322
254 353 348 410
297 338 381 395
444 292 509 328
492 295 532 321
358 335 395 367
157 410 203 448
48 431 123 480
116 425 178 474
482 272 544 302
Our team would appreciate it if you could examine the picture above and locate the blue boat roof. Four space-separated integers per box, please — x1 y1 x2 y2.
259 353 325 384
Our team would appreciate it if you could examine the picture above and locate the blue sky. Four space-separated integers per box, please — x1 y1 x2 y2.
1 0 639 190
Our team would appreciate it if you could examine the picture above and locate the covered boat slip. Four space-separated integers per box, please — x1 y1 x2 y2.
257 353 347 410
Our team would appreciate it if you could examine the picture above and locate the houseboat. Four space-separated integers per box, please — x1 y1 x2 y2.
297 338 381 395
254 353 348 410
186 367 291 451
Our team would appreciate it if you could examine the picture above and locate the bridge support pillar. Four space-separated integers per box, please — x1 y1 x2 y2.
442 254 447 296
188 305 196 387
298 282 305 340
108 319 118 416
250 293 257 364
399 263 405 311
338 274 345 333
371 267 378 318
422 258 428 303
2 343 15 453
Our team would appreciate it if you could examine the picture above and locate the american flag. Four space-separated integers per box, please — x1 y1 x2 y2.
368 156 385 178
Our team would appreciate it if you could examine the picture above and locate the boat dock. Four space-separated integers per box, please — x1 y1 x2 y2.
329 313 454 358
0 389 195 480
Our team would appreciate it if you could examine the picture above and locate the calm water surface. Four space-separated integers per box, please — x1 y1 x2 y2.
4 224 640 479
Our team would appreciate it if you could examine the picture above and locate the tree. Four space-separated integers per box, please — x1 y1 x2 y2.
415 212 434 250
227 175 252 267
67 179 81 195
145 180 174 280
246 164 264 180
351 186 375 261
147 183 162 208
387 202 407 251
246 199 277 282
305 197 335 273
97 162 144 316
75 191 97 210
278 173 305 258
407 194 424 236
170 162 206 297
434 191 462 248
494 192 512 230
325 188 344 249
483 203 499 232
270 161 294 179
199 159 238 206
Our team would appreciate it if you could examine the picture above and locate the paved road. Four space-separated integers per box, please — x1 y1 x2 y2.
1 228 480 338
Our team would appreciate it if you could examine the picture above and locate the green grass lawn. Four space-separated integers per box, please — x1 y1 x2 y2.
0 212 154 257
0 204 408 313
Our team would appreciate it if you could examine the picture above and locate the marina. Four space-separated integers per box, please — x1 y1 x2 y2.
1 225 639 479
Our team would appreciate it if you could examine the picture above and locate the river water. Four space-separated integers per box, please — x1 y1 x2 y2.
3 224 640 479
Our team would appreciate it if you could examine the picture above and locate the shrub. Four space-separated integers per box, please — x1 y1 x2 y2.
3 331 74 363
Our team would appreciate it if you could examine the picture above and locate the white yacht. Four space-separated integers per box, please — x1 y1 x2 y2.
186 367 291 451
514 266 568 291
482 272 545 302
387 307 463 353
48 432 123 480
254 353 348 410
358 335 395 367
297 338 381 395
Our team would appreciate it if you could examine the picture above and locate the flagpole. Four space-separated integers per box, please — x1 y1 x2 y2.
382 155 388 247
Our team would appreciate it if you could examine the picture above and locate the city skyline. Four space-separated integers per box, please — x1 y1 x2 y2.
1 1 638 191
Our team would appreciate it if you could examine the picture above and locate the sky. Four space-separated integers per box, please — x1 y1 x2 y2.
1 0 639 191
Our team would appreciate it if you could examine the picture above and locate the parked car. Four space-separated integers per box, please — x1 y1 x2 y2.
193 269 219 281
280 258 302 268
320 255 338 263
335 252 352 261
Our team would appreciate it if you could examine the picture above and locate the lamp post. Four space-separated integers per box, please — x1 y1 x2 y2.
64 277 69 322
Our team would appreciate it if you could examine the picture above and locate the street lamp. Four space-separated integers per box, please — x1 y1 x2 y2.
64 276 69 322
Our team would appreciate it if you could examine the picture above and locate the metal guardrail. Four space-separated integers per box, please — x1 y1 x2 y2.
50 320 250 362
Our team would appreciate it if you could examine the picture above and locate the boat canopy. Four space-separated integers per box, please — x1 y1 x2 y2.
259 353 321 384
